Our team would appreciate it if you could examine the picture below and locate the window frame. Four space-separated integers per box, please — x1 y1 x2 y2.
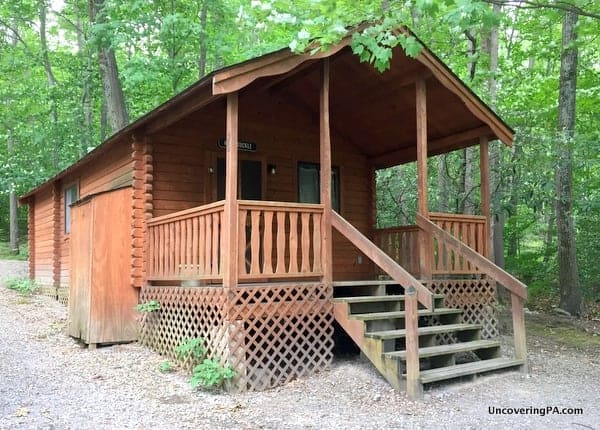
64 182 79 234
297 161 341 213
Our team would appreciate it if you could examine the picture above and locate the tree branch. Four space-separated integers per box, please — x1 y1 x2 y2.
482 0 600 20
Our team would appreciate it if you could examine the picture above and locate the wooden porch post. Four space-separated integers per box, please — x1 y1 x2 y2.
320 58 333 285
416 79 432 279
223 93 239 289
479 136 491 258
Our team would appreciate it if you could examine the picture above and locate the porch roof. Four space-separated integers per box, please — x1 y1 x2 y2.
20 25 513 201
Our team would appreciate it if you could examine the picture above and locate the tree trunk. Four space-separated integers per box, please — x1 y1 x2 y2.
90 0 129 134
486 3 505 268
555 10 582 316
8 131 19 254
39 0 60 170
76 4 93 157
437 155 449 212
198 0 208 78
464 147 476 215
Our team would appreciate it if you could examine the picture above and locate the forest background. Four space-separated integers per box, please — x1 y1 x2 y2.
1 0 598 316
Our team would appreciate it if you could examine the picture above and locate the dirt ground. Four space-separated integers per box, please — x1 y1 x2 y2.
1 259 599 430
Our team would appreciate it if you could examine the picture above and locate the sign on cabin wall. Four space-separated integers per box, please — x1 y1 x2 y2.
217 138 257 152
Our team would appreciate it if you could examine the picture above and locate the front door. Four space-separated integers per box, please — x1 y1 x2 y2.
216 157 263 200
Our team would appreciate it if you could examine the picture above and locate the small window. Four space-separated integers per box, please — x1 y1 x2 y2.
298 162 340 212
64 184 79 234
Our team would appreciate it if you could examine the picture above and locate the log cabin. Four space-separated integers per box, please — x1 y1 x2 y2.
19 27 528 398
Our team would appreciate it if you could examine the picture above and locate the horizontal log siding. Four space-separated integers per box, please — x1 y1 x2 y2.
30 138 134 291
32 187 54 287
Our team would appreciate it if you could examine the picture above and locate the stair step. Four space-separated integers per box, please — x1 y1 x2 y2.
367 323 482 340
385 339 501 360
333 294 445 304
417 357 525 384
351 308 462 321
332 280 399 287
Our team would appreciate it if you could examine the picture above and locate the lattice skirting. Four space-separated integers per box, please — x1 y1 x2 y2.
38 285 69 306
139 283 334 392
426 279 498 340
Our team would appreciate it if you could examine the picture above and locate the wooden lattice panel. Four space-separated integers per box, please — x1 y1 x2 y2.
426 279 498 339
57 286 69 306
227 282 334 391
38 285 57 300
139 286 229 368
140 283 334 391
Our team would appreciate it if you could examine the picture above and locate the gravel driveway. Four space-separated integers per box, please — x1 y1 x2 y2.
1 260 598 429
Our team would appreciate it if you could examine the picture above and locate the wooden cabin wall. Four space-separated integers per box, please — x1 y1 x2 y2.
29 139 133 289
32 186 54 287
151 94 374 281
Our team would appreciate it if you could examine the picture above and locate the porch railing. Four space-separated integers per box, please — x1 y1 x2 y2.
238 200 324 280
373 226 420 276
429 212 487 275
146 200 324 282
146 201 224 281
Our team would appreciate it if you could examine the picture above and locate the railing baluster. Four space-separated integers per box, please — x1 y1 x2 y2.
205 213 212 275
198 216 205 275
288 212 299 274
238 209 247 275
300 212 310 272
263 211 274 274
312 213 322 272
212 212 219 276
276 211 286 275
192 217 198 275
250 210 261 275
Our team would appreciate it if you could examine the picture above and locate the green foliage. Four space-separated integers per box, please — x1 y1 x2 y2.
0 240 28 260
174 337 206 362
135 300 161 313
190 358 236 390
3 277 38 296
172 337 235 390
158 361 175 373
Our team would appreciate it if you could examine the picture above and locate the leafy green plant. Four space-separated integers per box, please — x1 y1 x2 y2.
3 277 38 296
174 337 206 362
158 361 175 373
135 300 160 313
172 337 236 390
190 359 236 390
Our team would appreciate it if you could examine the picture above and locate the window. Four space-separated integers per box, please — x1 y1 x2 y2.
298 162 340 212
64 184 79 233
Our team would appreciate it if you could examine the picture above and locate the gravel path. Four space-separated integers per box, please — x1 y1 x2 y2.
1 260 599 429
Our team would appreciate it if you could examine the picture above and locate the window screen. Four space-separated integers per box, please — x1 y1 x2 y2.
298 162 340 212
64 184 79 233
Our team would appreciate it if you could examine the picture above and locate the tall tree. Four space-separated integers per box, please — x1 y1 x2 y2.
38 0 60 170
555 10 582 315
89 0 128 134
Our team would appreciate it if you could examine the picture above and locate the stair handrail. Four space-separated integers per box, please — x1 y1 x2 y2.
416 213 527 300
331 211 434 310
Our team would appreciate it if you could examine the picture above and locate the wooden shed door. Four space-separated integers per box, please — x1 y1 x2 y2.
68 199 92 341
216 157 263 200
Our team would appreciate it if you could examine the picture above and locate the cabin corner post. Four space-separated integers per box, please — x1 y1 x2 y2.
51 181 62 296
223 92 239 290
132 136 153 289
479 136 491 258
27 197 35 280
416 79 432 279
319 58 333 285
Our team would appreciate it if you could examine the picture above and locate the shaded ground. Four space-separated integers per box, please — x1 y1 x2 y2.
1 260 599 429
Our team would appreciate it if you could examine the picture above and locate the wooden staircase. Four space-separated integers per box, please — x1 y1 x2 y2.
333 280 525 394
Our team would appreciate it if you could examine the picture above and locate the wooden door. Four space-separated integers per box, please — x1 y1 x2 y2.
88 187 137 343
214 154 265 201
68 199 92 341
